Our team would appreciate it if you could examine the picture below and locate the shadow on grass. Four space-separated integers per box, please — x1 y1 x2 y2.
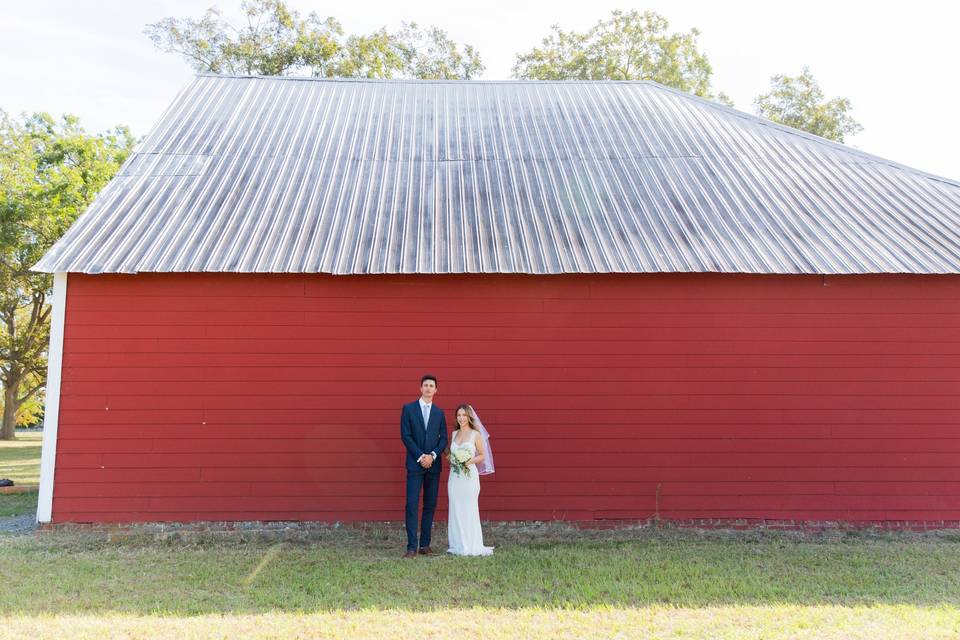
0 490 38 518
0 446 42 463
1 523 959 615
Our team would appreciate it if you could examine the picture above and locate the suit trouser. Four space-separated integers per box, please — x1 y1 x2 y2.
405 469 440 551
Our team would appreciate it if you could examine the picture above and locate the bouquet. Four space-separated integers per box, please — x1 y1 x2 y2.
448 448 473 477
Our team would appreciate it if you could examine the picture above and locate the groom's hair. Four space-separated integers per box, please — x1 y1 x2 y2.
421 374 438 386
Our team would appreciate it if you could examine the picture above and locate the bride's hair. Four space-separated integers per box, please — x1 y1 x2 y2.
454 404 478 431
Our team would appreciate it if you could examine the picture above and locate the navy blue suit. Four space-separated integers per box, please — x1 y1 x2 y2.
400 400 448 552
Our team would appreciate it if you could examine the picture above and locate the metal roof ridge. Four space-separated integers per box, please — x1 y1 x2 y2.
192 73 661 85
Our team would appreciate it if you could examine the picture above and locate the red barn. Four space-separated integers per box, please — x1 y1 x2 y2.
34 76 960 527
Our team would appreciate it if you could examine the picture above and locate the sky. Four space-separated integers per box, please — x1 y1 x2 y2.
3 0 958 180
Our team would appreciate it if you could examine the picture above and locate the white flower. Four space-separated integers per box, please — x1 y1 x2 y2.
454 449 472 464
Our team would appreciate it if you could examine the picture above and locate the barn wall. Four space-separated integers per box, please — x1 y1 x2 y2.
51 272 960 524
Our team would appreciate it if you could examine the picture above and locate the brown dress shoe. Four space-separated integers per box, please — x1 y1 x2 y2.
418 546 435 555
403 550 417 558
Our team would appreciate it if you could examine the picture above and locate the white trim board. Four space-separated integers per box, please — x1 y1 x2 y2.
37 272 67 524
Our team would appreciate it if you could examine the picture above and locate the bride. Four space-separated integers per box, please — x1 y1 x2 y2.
446 404 495 556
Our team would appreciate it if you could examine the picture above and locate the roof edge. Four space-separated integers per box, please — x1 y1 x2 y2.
642 79 960 189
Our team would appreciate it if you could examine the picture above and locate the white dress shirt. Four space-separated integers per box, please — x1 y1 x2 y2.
417 398 437 462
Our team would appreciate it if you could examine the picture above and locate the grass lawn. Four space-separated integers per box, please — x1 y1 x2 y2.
1 432 958 638
0 430 40 517
0 430 41 484
0 490 37 518
1 525 959 639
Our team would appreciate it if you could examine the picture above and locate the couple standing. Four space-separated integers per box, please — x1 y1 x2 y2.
400 374 495 558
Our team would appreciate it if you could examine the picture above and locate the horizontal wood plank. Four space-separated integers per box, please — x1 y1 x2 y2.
52 272 960 524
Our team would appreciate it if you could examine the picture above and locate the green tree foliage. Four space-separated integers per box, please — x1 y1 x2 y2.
754 67 863 143
145 0 484 79
0 112 134 440
512 9 731 105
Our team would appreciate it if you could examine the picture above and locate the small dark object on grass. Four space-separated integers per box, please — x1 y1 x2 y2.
0 479 13 487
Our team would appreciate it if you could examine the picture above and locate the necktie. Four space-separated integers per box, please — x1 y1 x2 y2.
422 404 430 431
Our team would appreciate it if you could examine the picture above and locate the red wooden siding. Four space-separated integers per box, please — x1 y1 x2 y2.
52 272 960 524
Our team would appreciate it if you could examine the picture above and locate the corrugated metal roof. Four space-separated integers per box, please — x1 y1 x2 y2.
33 75 960 274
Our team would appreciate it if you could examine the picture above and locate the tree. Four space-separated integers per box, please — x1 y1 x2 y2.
0 111 134 440
145 0 484 79
512 9 731 105
754 67 863 143
336 23 483 80
0 369 44 428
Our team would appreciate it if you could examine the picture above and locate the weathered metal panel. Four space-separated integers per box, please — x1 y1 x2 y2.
33 76 960 274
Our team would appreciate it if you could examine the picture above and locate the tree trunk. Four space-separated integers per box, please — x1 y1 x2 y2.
1 380 18 440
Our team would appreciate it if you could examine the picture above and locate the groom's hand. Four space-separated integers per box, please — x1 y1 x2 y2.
420 456 433 469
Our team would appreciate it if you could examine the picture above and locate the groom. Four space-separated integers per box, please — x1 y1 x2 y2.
400 374 448 558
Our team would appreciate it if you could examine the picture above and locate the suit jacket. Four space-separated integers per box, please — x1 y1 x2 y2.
400 400 448 474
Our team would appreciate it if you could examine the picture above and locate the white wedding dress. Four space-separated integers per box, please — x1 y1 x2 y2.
447 430 494 556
